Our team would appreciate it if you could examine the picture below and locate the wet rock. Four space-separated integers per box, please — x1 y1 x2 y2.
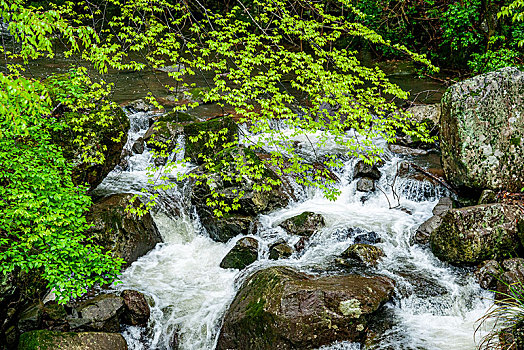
45 75 129 192
143 111 199 153
294 237 307 253
440 67 524 192
354 160 381 180
120 290 150 327
125 99 156 113
18 330 128 350
415 197 453 245
74 294 124 332
478 189 497 205
356 177 375 192
279 212 325 237
269 240 293 260
429 203 524 265
220 237 259 270
388 144 428 156
86 194 163 268
216 266 395 349
340 244 385 267
353 229 381 245
191 147 290 243
475 260 502 290
131 137 145 154
396 272 448 298
153 156 167 167
183 116 238 164
407 103 441 129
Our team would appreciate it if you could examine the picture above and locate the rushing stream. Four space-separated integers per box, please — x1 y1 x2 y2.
92 105 494 350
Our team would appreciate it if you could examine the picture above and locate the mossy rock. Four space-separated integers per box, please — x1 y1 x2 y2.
216 266 395 350
440 67 524 192
220 237 259 269
143 111 199 153
279 212 325 237
86 194 163 268
183 116 238 165
341 244 385 267
18 330 128 350
44 74 130 191
429 203 524 265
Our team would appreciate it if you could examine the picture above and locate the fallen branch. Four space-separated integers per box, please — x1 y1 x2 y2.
409 162 457 194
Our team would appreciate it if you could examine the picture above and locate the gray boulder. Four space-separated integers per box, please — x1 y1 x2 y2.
440 67 524 192
415 197 453 245
75 294 124 332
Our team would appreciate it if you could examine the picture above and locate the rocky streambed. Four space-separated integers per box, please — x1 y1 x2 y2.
3 67 524 350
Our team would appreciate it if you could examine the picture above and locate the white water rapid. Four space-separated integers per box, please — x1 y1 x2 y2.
93 107 494 350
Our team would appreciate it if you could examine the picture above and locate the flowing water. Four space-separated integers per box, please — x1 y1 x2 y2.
92 106 494 350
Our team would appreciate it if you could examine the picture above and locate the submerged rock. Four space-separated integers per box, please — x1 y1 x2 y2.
429 203 524 265
216 266 395 349
18 330 128 350
279 212 325 237
220 237 259 270
440 67 524 192
86 194 163 267
340 244 385 267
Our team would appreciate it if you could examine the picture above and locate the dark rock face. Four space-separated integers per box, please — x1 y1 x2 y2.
429 203 524 265
268 241 293 260
356 177 375 192
354 161 381 180
86 194 163 267
415 197 453 245
131 137 145 154
45 75 130 192
495 258 524 301
340 244 385 267
18 330 128 350
220 237 259 270
143 111 198 153
216 266 395 350
75 294 124 332
440 67 524 192
279 212 325 237
120 290 150 327
191 147 291 243
0 270 47 348
475 260 501 290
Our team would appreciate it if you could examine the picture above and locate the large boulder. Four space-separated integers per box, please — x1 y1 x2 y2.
216 266 395 349
429 203 524 265
45 75 130 192
86 194 163 267
18 330 128 350
192 147 291 242
279 212 325 237
440 67 524 192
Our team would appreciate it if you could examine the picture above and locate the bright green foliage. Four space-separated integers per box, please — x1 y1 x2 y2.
0 73 123 303
500 0 524 47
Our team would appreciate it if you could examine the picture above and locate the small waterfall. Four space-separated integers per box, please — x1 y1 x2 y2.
94 108 493 350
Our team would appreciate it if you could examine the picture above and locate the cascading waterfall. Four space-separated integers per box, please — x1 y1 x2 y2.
94 107 494 350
